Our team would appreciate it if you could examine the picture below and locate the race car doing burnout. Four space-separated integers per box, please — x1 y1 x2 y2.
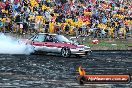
24 33 91 57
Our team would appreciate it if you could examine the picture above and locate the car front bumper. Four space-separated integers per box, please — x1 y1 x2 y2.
70 48 92 55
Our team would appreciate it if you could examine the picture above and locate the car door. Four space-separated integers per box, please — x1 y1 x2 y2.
32 34 46 51
43 35 58 53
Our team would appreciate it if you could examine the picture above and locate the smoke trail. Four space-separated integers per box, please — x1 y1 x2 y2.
0 33 34 54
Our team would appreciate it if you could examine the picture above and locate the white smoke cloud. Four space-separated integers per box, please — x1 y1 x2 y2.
0 33 34 54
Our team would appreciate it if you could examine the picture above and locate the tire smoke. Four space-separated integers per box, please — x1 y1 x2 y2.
0 33 34 54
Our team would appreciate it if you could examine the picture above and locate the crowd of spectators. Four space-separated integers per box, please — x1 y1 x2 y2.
0 0 131 39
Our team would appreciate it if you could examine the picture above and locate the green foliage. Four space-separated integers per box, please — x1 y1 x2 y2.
83 39 131 50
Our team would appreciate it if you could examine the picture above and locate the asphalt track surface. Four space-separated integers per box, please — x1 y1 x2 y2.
0 51 132 88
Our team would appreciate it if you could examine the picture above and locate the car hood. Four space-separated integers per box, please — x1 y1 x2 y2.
68 42 90 49
77 44 90 49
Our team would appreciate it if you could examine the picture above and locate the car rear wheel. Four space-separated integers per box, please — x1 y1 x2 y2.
30 46 45 55
31 50 46 55
61 47 71 57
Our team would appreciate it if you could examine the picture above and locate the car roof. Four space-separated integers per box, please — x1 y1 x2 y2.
37 33 58 36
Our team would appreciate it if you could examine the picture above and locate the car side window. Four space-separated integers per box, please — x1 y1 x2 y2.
53 37 58 42
45 35 54 42
33 35 46 42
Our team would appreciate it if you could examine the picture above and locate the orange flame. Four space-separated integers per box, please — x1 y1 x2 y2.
78 66 86 76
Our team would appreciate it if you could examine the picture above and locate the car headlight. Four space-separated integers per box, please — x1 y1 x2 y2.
79 48 85 50
84 46 90 49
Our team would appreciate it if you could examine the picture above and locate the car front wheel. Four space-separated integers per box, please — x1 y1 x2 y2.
61 47 71 57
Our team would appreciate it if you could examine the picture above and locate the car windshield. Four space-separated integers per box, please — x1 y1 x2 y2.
55 35 71 43
70 38 80 45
